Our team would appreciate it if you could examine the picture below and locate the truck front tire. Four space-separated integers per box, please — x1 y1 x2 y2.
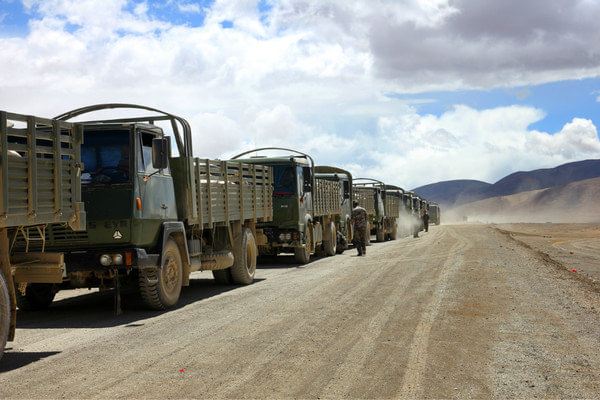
140 238 183 310
0 271 10 359
230 228 257 285
16 283 56 311
376 224 385 242
294 225 312 264
322 221 337 256
389 223 398 240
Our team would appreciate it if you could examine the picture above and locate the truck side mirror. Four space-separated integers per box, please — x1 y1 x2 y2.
302 166 313 192
343 181 350 199
152 137 171 169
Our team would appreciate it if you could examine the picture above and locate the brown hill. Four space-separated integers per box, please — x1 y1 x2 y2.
414 159 600 207
447 177 600 223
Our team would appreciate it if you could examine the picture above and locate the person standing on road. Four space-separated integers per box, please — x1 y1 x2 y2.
351 200 368 256
423 210 430 233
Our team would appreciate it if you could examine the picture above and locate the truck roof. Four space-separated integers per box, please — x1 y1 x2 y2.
234 156 310 166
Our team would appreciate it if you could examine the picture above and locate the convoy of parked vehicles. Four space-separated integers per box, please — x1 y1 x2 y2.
0 105 439 360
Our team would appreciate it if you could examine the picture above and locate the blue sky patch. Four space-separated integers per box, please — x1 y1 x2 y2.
220 19 233 29
0 0 32 37
389 78 600 134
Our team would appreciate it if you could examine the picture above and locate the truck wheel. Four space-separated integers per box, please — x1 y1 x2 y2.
230 228 257 285
336 231 347 254
376 226 385 242
140 238 183 310
212 268 233 285
0 271 10 358
16 283 56 311
390 223 398 240
322 222 337 256
294 225 312 264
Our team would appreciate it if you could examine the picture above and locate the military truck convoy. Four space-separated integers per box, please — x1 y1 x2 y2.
0 105 438 360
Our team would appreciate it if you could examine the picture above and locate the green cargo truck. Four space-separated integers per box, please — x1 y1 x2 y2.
0 110 85 359
314 166 353 253
383 184 403 240
232 148 342 264
11 104 273 312
399 190 413 237
353 179 399 242
404 191 421 236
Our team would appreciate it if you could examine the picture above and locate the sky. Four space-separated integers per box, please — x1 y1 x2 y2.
1 0 600 189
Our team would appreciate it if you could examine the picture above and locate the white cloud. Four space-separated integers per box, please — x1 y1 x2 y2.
0 0 599 190
177 2 202 14
356 106 600 188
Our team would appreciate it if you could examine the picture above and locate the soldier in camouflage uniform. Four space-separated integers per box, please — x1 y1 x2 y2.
351 200 368 256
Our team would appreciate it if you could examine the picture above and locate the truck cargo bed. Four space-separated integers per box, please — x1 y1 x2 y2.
171 157 273 227
0 111 84 230
313 178 341 217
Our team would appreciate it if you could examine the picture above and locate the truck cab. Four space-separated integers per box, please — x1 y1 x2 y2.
314 166 353 252
353 179 386 242
232 148 342 264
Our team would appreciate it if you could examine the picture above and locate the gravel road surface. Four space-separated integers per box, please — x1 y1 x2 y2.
1 225 599 399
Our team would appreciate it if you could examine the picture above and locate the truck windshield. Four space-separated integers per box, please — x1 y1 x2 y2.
273 165 296 195
81 130 130 185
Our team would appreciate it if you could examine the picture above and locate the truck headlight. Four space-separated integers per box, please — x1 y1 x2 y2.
112 254 124 265
99 254 112 266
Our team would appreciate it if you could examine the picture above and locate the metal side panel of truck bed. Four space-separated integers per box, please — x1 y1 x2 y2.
0 111 85 230
170 157 273 227
353 186 376 216
313 177 341 217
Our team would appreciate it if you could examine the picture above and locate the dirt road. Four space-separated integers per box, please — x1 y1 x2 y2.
1 225 599 398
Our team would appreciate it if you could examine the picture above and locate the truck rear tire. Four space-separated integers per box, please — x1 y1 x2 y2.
0 271 10 359
376 226 385 242
390 223 398 240
212 269 233 285
16 283 56 311
230 228 257 285
294 225 312 264
322 222 337 256
140 238 183 310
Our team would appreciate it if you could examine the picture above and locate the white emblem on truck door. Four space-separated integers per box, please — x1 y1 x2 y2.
113 230 123 239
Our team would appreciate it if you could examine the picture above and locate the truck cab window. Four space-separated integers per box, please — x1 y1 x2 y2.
139 132 170 175
273 165 295 195
81 130 130 185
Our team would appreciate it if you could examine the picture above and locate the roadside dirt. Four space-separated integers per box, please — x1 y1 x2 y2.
1 225 599 399
496 223 600 286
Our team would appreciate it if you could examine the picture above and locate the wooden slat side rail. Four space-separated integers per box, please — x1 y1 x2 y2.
0 112 8 219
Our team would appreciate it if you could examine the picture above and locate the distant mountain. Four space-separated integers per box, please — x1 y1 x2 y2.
484 159 600 198
413 159 600 207
412 179 491 207
447 177 600 223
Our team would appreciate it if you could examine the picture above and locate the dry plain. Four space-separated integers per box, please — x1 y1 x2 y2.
1 224 599 399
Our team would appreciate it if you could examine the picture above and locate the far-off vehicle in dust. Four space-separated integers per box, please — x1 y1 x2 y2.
0 110 85 360
429 202 441 225
232 148 344 264
352 179 400 242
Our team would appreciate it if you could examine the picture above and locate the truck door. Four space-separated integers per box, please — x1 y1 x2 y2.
298 165 313 217
135 130 177 245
